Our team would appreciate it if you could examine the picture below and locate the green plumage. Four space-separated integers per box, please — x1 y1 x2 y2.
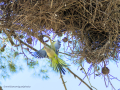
32 40 68 74
44 45 68 74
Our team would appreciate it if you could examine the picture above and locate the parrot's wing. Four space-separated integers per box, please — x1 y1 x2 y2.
31 48 48 58
54 40 61 55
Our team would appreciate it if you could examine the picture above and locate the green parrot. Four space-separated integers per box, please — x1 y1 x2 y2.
32 40 68 74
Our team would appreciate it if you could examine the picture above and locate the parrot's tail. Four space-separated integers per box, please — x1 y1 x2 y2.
51 58 68 75
57 63 66 75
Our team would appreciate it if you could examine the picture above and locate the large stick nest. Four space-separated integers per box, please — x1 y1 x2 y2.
0 0 120 64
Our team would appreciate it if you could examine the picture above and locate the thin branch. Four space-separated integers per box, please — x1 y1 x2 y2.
18 38 38 51
107 75 116 90
35 35 52 46
66 68 93 90
59 51 72 56
3 30 53 52
80 64 97 90
79 64 93 86
60 72 67 90
51 0 53 8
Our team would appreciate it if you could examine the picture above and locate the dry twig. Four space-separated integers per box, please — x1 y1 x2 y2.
66 68 93 90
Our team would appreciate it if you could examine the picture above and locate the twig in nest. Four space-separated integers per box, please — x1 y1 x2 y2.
60 72 67 90
51 0 53 8
66 68 93 90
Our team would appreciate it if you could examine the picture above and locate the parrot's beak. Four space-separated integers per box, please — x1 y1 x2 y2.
44 45 48 50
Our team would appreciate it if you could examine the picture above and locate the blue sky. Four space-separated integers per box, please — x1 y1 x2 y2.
0 34 120 90
1 59 120 90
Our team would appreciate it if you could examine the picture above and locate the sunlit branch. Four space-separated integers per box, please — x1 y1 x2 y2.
0 37 16 51
3 29 19 46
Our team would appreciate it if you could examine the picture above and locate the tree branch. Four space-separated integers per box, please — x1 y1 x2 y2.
66 68 93 90
18 38 38 51
60 72 67 90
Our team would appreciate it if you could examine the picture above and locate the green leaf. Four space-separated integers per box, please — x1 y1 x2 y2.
14 52 19 57
8 63 16 72
0 48 4 52
40 69 48 73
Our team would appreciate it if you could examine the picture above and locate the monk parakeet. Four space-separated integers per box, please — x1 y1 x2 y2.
32 40 68 74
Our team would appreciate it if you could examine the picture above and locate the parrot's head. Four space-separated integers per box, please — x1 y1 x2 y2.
56 40 60 44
